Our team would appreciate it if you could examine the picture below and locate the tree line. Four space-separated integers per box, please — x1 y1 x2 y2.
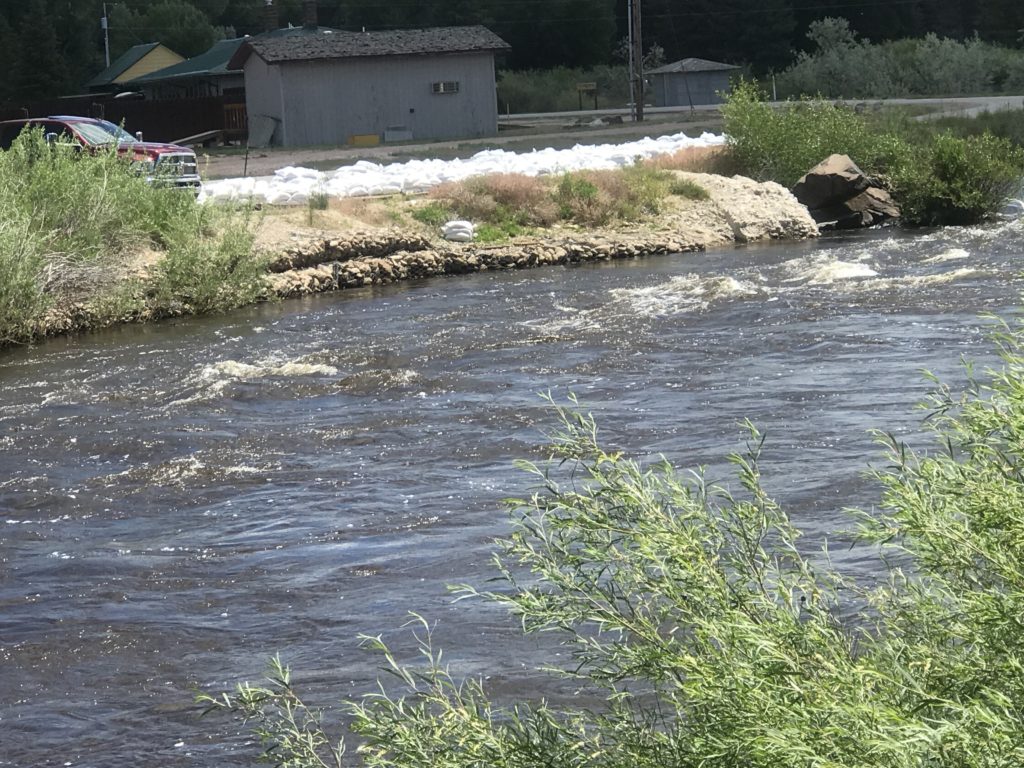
2 0 1023 104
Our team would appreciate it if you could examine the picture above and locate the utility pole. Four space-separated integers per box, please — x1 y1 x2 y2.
627 0 635 121
630 0 644 122
101 3 110 68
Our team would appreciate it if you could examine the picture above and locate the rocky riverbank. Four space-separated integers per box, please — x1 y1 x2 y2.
27 171 817 344
263 171 819 298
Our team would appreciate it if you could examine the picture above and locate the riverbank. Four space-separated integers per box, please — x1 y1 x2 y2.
259 171 818 298
14 168 817 348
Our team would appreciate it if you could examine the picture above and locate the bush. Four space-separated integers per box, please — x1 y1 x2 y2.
430 173 558 229
0 219 47 345
497 65 630 114
428 168 674 233
721 79 903 187
554 167 672 225
929 107 1024 149
721 81 1024 224
777 18 1024 99
152 205 265 315
891 132 1024 225
0 127 261 344
202 324 1024 765
410 200 453 228
554 173 604 222
669 177 710 200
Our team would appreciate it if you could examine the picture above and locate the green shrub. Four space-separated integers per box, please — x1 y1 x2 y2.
929 107 1024 149
203 324 1024 766
430 174 558 227
722 81 1024 225
668 177 710 200
0 219 47 345
497 65 630 113
410 200 453 227
474 221 529 243
721 79 903 187
0 127 261 344
554 173 604 222
778 18 1024 99
153 205 265 315
891 132 1024 226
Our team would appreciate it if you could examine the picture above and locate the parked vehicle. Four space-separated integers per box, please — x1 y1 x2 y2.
0 116 202 190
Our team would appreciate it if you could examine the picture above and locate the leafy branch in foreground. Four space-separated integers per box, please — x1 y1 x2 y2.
198 655 345 768
203 327 1024 765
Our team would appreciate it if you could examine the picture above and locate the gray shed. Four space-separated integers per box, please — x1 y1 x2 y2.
647 58 740 107
229 26 510 148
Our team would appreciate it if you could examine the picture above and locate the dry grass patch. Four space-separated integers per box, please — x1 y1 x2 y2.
430 173 559 226
647 145 738 175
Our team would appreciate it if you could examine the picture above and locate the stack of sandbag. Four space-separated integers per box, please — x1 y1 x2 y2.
442 220 475 242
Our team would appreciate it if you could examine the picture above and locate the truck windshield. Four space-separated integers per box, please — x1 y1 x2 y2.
69 122 120 145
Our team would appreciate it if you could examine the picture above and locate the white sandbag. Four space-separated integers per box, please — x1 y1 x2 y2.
442 220 475 242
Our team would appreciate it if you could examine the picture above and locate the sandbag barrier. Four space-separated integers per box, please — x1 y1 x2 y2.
266 236 704 298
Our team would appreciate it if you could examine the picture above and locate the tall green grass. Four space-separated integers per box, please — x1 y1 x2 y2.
0 128 264 346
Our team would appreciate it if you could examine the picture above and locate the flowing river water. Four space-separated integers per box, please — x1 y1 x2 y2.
2 221 1023 766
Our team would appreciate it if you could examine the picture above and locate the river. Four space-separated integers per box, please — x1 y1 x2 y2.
1 221 1021 766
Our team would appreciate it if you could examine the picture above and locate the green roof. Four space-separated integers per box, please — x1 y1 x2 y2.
132 38 245 83
86 42 161 88
130 27 339 84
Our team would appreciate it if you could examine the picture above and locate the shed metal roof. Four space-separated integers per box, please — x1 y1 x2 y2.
86 43 162 88
646 58 740 75
131 38 245 83
131 26 342 84
229 25 510 68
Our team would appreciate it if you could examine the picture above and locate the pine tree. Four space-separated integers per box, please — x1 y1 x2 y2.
13 0 71 100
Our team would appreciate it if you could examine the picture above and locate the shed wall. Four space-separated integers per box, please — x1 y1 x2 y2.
117 46 185 84
651 71 734 107
273 51 498 147
244 56 286 145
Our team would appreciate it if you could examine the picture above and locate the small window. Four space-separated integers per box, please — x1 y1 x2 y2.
431 81 459 95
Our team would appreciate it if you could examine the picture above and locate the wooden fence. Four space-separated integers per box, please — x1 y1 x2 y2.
0 95 248 144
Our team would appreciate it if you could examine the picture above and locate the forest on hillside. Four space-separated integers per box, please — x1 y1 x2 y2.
2 0 1022 103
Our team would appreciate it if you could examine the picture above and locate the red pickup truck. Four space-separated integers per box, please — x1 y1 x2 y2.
0 116 202 191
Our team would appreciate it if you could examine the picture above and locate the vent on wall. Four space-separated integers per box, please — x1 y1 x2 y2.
431 81 459 94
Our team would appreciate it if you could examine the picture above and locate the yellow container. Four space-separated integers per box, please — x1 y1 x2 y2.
349 134 381 147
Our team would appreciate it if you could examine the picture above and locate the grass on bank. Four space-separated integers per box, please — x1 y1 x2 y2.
203 318 1024 767
412 165 710 240
720 80 1024 225
0 128 264 346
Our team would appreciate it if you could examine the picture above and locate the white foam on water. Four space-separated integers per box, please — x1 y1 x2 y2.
781 254 879 285
850 267 979 292
922 248 970 264
200 131 726 205
165 357 340 406
150 455 207 485
610 274 763 316
202 360 339 379
518 305 602 335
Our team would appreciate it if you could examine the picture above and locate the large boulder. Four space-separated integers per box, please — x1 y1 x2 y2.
792 154 899 230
